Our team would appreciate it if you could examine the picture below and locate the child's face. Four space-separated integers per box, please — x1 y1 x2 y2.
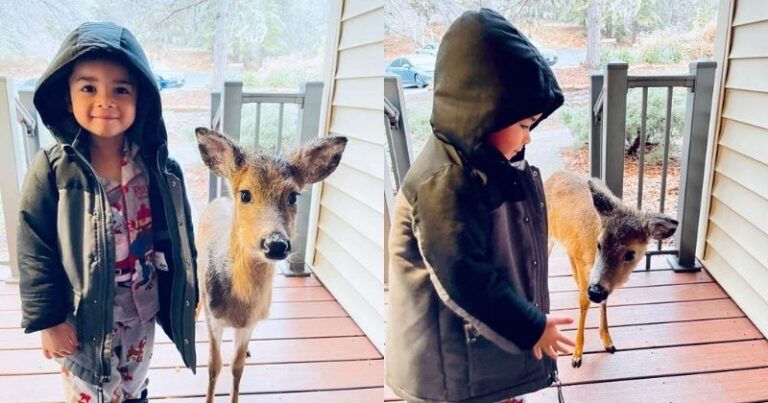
487 113 542 159
68 59 137 140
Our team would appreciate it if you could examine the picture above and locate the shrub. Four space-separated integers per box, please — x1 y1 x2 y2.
639 43 684 64
558 104 591 148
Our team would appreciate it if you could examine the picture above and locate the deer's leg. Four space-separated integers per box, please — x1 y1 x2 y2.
206 321 223 403
571 255 589 368
231 326 253 403
599 301 616 353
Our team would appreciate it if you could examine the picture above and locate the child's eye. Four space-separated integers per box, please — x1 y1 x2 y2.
80 85 96 93
115 87 133 95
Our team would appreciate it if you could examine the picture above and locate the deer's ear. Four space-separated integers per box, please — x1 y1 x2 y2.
289 136 347 186
645 214 678 240
588 179 619 216
195 127 246 177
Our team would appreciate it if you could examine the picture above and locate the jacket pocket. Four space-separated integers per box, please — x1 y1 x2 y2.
464 322 527 396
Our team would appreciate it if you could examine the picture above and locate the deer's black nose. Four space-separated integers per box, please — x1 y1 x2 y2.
261 234 291 260
588 284 608 303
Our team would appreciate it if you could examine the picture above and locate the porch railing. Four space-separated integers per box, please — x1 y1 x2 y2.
591 61 716 272
209 81 324 277
0 78 37 281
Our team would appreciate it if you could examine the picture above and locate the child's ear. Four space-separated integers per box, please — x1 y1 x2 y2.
195 127 246 177
289 136 347 186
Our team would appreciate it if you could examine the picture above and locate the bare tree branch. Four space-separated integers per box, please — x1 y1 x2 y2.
156 0 208 25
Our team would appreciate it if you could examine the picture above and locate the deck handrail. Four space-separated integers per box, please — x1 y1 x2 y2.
590 61 716 272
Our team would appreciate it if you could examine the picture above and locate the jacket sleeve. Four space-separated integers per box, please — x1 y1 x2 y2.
17 150 69 333
411 165 546 351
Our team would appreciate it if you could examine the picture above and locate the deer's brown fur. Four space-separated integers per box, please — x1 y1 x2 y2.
545 170 677 367
194 127 346 403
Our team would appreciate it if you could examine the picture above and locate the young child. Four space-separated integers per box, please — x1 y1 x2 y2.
386 9 575 403
17 22 198 403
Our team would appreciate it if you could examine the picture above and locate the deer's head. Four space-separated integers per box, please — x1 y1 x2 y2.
195 127 347 262
585 179 678 303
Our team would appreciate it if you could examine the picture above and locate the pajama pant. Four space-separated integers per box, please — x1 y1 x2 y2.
61 316 155 403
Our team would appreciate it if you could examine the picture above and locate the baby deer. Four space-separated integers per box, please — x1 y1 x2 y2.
194 127 347 402
544 170 677 367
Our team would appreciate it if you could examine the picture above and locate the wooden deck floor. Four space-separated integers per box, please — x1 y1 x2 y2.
385 245 768 403
0 266 383 402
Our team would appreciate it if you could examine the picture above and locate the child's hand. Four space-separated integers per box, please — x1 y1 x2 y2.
532 315 575 360
40 322 79 359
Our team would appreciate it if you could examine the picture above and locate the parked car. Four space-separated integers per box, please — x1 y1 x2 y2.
416 42 439 56
152 62 185 90
532 41 558 66
385 54 436 88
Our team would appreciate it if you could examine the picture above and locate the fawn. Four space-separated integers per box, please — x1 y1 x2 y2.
544 170 677 367
194 127 347 402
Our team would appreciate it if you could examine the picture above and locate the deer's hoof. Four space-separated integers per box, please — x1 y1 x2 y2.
572 357 582 368
606 345 617 354
246 350 251 358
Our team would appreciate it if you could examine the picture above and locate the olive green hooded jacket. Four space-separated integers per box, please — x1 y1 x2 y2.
17 22 198 386
386 9 564 402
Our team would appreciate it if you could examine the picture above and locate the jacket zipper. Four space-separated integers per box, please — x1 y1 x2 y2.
66 145 113 386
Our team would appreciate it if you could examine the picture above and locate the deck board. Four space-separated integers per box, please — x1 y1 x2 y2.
0 270 383 402
385 246 768 403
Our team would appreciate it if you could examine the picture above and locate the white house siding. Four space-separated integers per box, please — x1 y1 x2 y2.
701 0 768 338
311 0 384 352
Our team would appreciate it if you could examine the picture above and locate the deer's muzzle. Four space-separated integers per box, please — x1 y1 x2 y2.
261 233 291 260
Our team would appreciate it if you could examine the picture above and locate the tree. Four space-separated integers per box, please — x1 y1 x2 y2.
585 0 601 70
211 0 229 92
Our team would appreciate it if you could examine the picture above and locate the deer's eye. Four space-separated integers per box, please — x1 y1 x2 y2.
288 192 299 205
597 242 602 251
240 190 252 203
624 251 635 262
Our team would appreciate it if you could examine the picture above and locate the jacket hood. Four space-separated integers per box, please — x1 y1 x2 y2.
431 9 564 159
33 22 166 156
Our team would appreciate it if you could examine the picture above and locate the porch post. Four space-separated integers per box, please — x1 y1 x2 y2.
208 91 221 201
281 81 323 277
671 61 716 272
602 63 628 198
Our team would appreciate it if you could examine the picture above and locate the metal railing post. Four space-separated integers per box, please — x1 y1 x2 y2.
384 75 414 189
671 61 716 272
602 63 628 198
590 73 604 178
0 77 25 282
17 89 40 163
282 81 323 277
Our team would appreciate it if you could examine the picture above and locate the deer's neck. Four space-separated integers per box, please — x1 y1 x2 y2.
228 231 275 302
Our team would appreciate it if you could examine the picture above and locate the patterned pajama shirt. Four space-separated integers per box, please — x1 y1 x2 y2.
61 142 163 403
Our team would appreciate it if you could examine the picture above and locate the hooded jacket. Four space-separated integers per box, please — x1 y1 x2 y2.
17 22 198 385
386 9 564 402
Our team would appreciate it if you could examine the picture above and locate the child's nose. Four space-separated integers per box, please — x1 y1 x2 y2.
96 93 115 108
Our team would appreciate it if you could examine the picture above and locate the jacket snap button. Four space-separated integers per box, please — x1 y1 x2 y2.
524 217 530 222
170 181 177 187
92 337 97 342
184 338 189 345
533 260 538 266
185 300 190 307
92 299 98 304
